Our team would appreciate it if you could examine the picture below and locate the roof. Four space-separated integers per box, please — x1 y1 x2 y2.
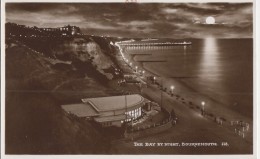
82 94 145 112
61 103 99 117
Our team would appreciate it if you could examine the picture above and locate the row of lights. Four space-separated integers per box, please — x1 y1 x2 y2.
153 76 206 113
118 43 146 76
117 41 207 116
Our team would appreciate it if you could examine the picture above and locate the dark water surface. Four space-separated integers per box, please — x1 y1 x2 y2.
125 38 253 118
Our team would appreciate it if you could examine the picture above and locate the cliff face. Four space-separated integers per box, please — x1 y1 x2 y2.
5 22 124 154
5 39 116 154
16 36 120 82
86 42 116 79
51 38 91 60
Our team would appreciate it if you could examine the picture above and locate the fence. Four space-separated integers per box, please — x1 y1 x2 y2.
124 117 173 140
124 107 175 140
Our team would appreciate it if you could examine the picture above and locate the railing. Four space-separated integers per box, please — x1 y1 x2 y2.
230 120 250 138
124 107 176 139
124 117 173 140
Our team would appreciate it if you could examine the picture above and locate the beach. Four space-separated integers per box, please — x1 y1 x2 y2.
122 39 253 120
110 39 253 154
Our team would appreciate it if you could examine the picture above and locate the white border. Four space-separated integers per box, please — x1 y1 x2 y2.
1 1 6 158
1 0 258 159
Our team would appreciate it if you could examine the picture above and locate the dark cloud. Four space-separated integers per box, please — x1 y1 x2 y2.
6 3 60 12
5 3 253 38
151 22 178 35
165 4 224 15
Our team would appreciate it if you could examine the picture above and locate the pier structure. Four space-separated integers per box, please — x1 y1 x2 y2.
117 41 192 47
121 45 189 50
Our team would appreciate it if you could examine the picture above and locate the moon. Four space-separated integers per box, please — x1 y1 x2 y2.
206 16 215 24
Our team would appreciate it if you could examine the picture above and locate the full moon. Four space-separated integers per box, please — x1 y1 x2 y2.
206 16 215 24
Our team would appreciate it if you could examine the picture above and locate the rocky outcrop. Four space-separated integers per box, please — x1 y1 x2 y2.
12 36 121 82
86 42 115 79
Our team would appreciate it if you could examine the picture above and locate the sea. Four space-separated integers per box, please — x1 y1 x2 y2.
124 38 253 118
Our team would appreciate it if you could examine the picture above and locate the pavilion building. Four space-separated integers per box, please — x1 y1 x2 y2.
61 94 151 127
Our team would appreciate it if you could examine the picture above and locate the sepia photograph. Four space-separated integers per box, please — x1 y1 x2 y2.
1 0 257 158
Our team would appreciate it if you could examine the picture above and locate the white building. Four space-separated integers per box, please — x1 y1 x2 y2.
61 94 150 127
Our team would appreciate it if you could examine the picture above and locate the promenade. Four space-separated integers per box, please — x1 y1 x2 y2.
109 79 253 154
108 42 253 154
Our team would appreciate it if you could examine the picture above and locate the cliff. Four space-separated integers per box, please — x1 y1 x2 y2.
12 36 121 81
5 36 120 154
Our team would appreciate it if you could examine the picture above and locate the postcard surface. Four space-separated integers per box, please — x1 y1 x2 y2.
1 0 257 158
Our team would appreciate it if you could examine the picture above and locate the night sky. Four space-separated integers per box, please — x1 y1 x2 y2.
6 3 253 38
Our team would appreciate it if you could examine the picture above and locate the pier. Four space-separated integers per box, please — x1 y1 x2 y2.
117 41 192 46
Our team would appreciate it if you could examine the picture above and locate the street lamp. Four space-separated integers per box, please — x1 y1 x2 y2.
130 62 132 66
201 101 205 110
135 66 138 72
201 101 205 116
170 85 175 95
142 70 145 76
153 76 156 83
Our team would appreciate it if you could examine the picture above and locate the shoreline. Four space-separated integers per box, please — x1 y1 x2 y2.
143 64 253 120
116 44 253 143
130 48 252 120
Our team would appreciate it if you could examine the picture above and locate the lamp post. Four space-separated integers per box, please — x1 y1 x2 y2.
201 101 205 116
170 85 175 96
124 95 128 136
153 76 156 84
135 66 138 72
161 78 163 107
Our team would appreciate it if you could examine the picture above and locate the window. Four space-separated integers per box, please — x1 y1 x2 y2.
103 122 111 126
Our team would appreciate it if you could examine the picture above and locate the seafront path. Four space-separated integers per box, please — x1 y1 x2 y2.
108 43 253 154
109 75 253 154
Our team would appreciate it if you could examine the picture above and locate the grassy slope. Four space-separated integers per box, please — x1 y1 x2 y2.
5 41 113 154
